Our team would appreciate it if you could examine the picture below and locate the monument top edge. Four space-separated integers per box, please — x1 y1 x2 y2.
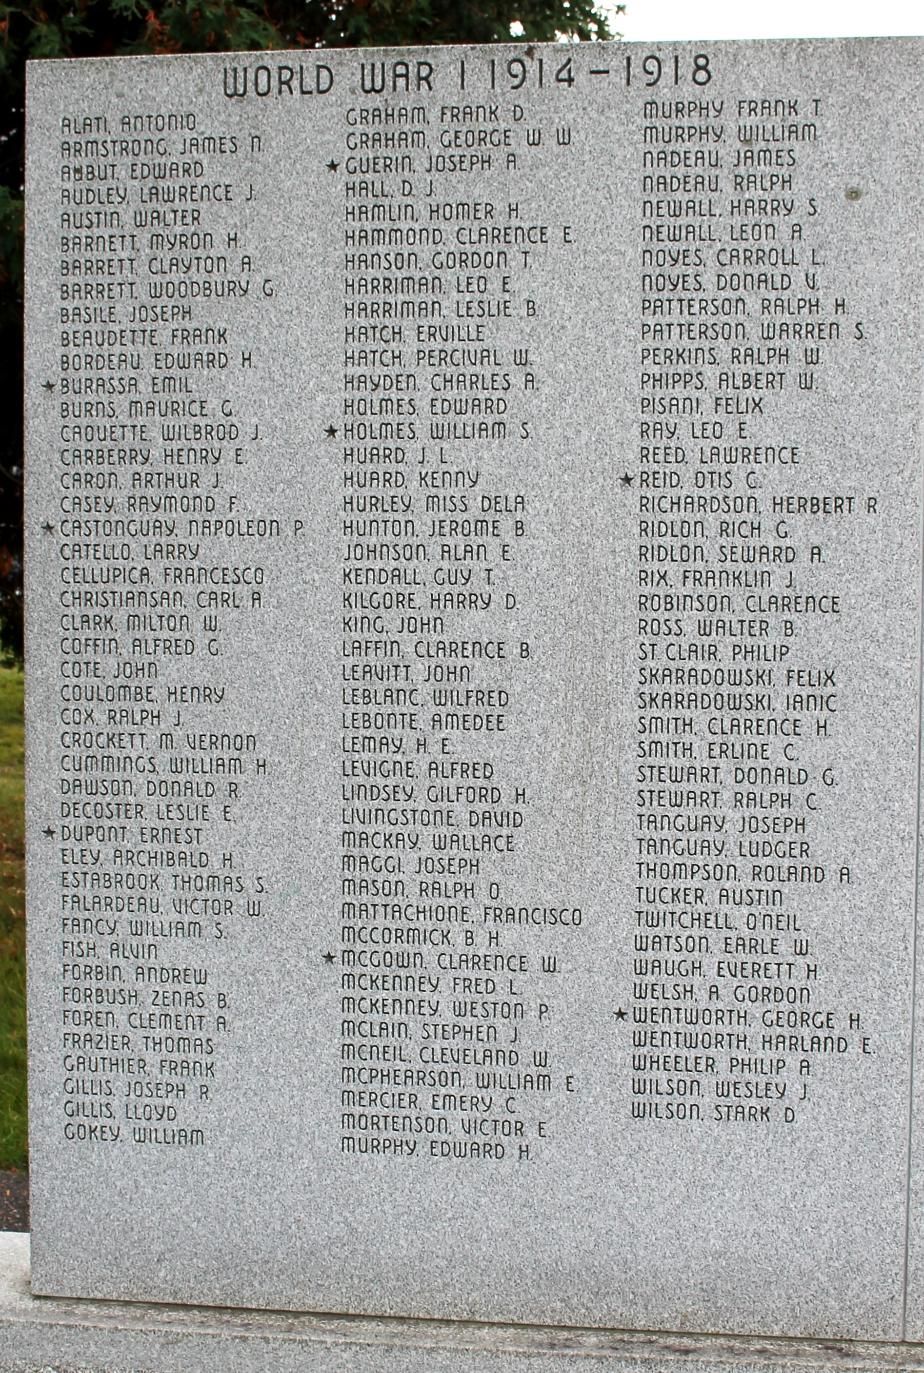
23 32 924 71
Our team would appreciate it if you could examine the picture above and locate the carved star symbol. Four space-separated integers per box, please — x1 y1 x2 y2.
42 380 56 393
43 826 55 837
613 1007 627 1021
41 521 54 533
327 159 339 172
325 424 338 438
619 473 634 487
323 951 335 964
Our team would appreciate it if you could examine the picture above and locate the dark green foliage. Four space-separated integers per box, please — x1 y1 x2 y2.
0 665 26 1169
0 0 613 661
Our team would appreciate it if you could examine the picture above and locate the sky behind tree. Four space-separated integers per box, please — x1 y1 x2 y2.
610 0 922 40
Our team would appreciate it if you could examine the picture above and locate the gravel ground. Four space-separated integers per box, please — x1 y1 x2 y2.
0 1170 28 1231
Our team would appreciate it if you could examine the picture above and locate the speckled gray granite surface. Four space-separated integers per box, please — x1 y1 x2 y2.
23 34 924 1347
3 1234 924 1373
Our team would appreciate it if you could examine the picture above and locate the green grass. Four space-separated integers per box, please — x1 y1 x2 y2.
0 665 27 1170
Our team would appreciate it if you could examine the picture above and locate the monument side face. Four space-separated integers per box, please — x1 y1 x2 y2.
23 37 924 1339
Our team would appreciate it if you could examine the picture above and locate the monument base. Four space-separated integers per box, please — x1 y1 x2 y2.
0 1232 921 1373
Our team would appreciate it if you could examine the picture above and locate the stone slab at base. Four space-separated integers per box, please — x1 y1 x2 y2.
0 1235 922 1373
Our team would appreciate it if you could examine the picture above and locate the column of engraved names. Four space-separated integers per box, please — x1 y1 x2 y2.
628 66 874 1123
52 106 272 1151
336 64 582 1163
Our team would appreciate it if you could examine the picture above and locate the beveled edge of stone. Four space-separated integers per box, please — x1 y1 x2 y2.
20 32 924 75
1 1233 923 1373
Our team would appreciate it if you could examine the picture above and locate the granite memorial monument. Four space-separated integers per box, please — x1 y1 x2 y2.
3 32 923 1372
